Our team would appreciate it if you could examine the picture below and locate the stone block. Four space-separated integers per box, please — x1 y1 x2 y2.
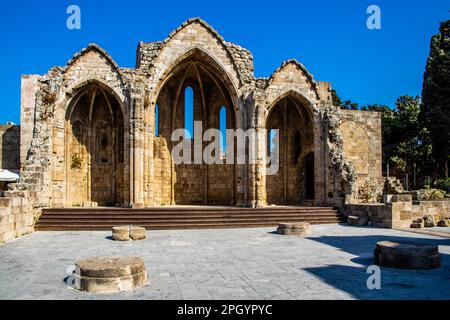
74 256 148 293
388 194 413 203
437 219 450 227
347 215 368 226
112 226 130 241
374 241 440 270
423 215 435 228
277 222 311 236
129 226 147 240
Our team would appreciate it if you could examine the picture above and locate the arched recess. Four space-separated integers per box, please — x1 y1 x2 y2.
65 82 126 207
265 93 315 205
152 48 238 205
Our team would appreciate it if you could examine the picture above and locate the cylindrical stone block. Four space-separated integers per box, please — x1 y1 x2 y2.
277 222 311 236
129 226 147 240
112 226 130 241
374 241 441 270
74 256 148 293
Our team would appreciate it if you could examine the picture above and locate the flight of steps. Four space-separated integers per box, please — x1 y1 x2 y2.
386 177 404 194
35 206 346 231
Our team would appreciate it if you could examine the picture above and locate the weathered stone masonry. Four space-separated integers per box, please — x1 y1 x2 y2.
1 18 383 242
0 125 20 171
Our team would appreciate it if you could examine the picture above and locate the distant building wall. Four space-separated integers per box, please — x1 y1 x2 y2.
340 110 383 202
0 125 20 171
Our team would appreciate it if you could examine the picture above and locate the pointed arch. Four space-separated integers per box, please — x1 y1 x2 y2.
65 81 126 207
152 47 239 111
64 43 124 82
155 104 159 137
266 59 320 100
219 106 227 153
184 86 194 139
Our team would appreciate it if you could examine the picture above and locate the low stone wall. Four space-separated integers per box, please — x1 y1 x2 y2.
401 200 450 228
0 197 34 243
345 203 391 228
345 199 450 229
0 125 20 171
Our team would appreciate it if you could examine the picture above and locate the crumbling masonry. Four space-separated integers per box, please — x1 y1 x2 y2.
1 18 383 241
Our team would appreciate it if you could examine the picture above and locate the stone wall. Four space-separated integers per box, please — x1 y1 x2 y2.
346 199 450 229
0 196 33 243
2 17 384 224
0 125 20 171
392 200 450 229
340 110 382 203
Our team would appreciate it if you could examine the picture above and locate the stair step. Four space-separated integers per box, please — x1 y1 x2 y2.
36 221 344 231
35 206 345 231
38 213 339 219
37 218 344 225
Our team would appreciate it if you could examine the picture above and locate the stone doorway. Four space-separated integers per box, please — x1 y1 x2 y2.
65 84 125 207
153 49 238 206
266 95 314 205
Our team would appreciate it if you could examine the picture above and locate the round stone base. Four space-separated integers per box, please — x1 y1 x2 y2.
112 226 147 241
74 256 148 293
112 226 130 241
374 241 441 270
277 222 311 236
130 226 147 240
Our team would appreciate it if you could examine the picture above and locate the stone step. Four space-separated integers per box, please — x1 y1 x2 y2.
35 207 345 231
37 216 344 225
36 220 344 231
39 211 338 218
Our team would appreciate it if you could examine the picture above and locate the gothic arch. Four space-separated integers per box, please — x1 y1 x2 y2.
265 60 321 101
150 47 239 112
64 82 126 207
264 91 316 205
149 46 239 205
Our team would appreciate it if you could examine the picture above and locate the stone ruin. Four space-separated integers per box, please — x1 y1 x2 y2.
0 18 384 242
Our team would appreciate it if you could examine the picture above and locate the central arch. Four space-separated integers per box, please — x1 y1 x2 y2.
65 83 125 207
152 49 238 205
265 93 315 205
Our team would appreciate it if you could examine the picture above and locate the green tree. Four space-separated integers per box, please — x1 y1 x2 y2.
330 89 359 110
421 20 450 178
372 96 432 178
393 96 432 175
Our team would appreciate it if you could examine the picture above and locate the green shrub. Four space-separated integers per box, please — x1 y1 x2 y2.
434 178 450 192
416 188 446 201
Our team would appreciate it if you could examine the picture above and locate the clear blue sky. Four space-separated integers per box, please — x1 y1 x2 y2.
0 0 448 124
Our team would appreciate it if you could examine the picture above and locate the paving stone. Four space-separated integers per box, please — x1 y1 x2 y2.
0 225 449 299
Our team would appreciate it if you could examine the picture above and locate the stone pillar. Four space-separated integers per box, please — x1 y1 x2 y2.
255 126 267 208
130 88 145 208
313 110 326 205
235 104 245 207
20 75 40 167
248 103 267 208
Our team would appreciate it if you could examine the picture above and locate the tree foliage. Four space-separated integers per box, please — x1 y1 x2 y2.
421 20 450 178
330 20 449 183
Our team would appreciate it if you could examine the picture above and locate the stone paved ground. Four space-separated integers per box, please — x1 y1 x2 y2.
0 224 449 300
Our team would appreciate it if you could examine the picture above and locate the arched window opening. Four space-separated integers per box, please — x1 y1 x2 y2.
219 106 227 155
184 86 194 139
293 131 301 164
268 129 277 157
155 104 159 137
